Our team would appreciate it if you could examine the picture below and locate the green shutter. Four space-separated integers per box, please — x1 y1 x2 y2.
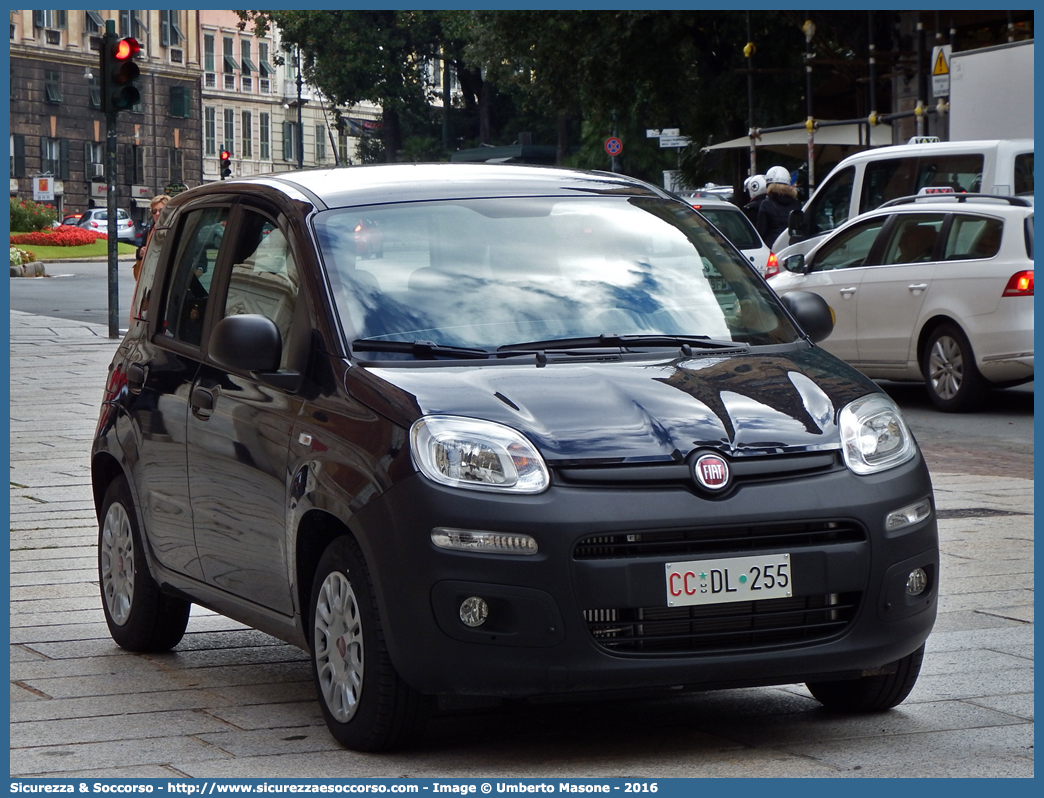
60 139 70 180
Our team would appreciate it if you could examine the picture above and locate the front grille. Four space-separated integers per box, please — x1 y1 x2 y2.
574 520 865 560
583 592 859 654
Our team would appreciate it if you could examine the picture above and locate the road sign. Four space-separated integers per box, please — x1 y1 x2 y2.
661 128 680 137
646 129 661 138
659 135 691 148
932 44 951 97
605 137 623 156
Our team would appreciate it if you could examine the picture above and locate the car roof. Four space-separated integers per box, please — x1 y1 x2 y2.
177 163 674 211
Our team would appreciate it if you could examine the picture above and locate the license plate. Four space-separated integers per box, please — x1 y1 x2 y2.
665 553 793 607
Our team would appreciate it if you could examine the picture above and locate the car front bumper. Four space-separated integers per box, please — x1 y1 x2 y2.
353 453 938 698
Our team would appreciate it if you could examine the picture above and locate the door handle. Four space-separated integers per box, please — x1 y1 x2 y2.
908 283 929 292
190 385 215 412
839 287 858 297
126 363 147 393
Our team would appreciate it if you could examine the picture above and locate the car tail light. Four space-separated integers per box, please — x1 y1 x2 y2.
765 252 779 278
1002 271 1034 297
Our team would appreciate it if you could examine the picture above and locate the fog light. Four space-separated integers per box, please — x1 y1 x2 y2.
886 499 932 531
460 596 489 627
906 568 928 596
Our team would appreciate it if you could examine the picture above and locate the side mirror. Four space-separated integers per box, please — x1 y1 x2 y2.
210 314 282 373
779 290 834 344
788 208 805 232
783 253 807 274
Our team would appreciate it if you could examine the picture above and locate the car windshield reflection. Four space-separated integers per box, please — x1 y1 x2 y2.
314 196 796 357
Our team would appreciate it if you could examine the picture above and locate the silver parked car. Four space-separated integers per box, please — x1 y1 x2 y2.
77 208 138 243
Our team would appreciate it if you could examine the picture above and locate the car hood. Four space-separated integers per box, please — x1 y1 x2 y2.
347 346 878 465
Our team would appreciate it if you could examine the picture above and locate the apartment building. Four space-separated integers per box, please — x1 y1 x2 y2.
10 9 203 227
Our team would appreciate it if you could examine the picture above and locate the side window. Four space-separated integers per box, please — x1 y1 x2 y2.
1014 153 1033 195
223 211 300 370
914 154 984 194
806 166 854 237
162 207 229 346
879 214 945 265
861 158 915 213
943 215 1004 261
810 217 887 272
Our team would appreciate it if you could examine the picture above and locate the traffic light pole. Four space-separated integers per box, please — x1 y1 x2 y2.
104 23 120 339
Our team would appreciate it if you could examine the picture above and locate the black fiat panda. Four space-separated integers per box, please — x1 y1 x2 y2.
92 164 938 751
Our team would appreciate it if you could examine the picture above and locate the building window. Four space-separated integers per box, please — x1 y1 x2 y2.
40 137 67 177
84 141 103 179
160 10 184 47
131 144 145 184
223 36 239 73
119 11 146 41
283 121 295 162
44 70 62 104
11 134 26 178
241 39 256 76
204 33 215 73
33 11 66 30
224 108 235 154
85 11 104 34
205 107 217 156
338 131 349 166
224 74 236 91
170 86 191 118
259 42 275 78
242 111 253 158
260 113 270 160
316 125 326 163
169 149 183 183
88 75 101 109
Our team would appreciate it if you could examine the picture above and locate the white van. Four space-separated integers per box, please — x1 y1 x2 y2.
776 138 1034 254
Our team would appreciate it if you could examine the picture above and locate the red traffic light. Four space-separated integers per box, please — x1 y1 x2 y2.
220 150 231 162
114 37 139 60
219 150 232 179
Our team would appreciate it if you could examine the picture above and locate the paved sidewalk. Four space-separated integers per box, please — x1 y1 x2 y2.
8 309 1034 778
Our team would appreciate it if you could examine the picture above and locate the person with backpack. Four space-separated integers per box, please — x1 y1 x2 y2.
756 166 801 247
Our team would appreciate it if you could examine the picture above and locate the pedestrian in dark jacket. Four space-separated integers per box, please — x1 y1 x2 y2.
742 174 767 227
756 166 801 248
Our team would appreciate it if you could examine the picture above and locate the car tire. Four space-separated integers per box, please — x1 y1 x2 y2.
309 536 431 751
806 643 924 712
98 476 191 652
922 323 989 412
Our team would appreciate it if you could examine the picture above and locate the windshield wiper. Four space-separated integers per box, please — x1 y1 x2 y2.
352 339 494 360
498 334 748 353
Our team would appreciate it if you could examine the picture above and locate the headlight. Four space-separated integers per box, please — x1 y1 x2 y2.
838 394 916 475
410 415 550 494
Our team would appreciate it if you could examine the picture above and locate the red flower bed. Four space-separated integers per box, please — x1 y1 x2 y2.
10 227 107 247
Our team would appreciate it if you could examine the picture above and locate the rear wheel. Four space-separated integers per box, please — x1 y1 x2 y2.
309 536 430 751
806 644 924 712
98 476 190 651
922 323 988 412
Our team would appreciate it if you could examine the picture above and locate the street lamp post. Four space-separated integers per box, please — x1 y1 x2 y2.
296 47 304 169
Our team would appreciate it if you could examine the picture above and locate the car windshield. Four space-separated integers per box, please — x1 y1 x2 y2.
313 196 799 355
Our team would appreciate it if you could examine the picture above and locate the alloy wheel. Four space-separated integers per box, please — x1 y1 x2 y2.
314 571 364 723
927 334 964 401
100 501 135 626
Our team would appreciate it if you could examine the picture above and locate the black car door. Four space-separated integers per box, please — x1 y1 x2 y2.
128 203 232 579
186 204 306 615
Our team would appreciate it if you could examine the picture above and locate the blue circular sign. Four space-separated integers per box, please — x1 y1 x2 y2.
604 137 623 156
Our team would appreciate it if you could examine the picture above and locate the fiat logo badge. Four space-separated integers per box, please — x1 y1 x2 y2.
693 453 730 491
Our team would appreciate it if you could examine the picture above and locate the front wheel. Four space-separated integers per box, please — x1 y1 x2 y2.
98 476 190 651
922 323 988 411
806 644 925 712
309 537 430 751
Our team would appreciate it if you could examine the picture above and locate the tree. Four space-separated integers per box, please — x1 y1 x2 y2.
240 11 443 161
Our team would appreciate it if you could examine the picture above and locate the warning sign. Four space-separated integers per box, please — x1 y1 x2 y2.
931 45 951 97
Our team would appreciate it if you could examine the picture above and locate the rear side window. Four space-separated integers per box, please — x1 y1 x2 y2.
698 207 762 249
1014 153 1034 195
861 154 985 212
944 215 1004 260
878 214 944 265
